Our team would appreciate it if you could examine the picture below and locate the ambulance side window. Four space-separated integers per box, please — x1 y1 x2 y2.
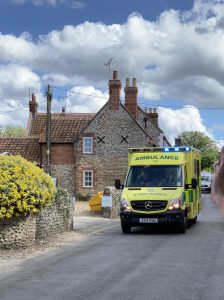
196 159 200 182
184 167 188 186
194 159 200 181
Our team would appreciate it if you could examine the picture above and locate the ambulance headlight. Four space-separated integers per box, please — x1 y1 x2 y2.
120 199 131 211
168 198 181 210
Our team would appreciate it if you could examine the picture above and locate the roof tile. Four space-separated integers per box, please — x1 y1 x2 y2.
30 113 94 142
0 137 40 162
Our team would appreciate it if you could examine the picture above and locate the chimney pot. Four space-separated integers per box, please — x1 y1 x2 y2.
132 78 137 87
145 107 149 113
113 70 117 80
126 78 130 87
31 93 36 102
147 107 158 126
62 107 65 113
29 92 38 115
175 137 182 147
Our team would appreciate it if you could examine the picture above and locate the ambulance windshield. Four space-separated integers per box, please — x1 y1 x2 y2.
125 165 182 187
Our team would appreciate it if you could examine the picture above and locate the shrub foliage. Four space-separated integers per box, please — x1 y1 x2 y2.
0 155 56 219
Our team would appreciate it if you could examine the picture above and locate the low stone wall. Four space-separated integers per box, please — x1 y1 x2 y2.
36 190 73 240
0 189 73 249
0 216 36 249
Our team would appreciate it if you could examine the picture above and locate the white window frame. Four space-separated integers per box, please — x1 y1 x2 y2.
83 170 93 188
83 137 93 154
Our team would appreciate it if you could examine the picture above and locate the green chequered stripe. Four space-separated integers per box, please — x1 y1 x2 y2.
182 192 186 204
189 190 194 202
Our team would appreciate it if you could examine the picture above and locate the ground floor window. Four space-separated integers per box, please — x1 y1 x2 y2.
83 170 93 187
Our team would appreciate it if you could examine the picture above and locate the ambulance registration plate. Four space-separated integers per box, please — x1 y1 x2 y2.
139 218 158 223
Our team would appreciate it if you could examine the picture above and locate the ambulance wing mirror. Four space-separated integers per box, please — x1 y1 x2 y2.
191 178 198 189
115 179 124 190
184 178 198 190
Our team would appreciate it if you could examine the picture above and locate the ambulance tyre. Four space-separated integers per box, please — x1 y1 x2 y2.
121 222 131 234
178 216 187 234
192 215 197 225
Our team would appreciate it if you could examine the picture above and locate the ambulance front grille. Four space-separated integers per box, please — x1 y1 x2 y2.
131 200 168 211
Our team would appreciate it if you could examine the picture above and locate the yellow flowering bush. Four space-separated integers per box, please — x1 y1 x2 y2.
0 155 56 219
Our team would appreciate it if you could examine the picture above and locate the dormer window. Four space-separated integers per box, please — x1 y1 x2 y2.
83 137 93 154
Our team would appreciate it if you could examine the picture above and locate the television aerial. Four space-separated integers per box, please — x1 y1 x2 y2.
104 57 114 80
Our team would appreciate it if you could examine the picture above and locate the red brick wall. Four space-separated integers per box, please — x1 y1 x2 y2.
41 144 75 166
108 71 122 111
124 86 138 118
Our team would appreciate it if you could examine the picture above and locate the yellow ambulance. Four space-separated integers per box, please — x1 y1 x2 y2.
116 147 201 233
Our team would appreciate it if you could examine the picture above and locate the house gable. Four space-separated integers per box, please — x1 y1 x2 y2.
81 101 152 154
23 72 170 196
74 101 154 195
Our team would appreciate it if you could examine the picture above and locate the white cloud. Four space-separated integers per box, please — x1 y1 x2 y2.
0 64 40 99
2 0 224 145
12 0 84 8
0 64 40 128
4 1 224 101
70 1 84 9
0 33 35 64
158 106 208 145
64 86 108 113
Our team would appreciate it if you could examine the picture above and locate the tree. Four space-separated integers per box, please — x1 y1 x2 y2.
179 131 219 171
0 125 27 137
0 155 56 219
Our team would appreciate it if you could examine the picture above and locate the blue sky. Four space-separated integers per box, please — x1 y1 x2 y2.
0 0 224 147
0 0 195 37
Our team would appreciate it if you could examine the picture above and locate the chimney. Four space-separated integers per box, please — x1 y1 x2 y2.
124 77 138 118
29 93 38 115
62 107 65 113
175 137 182 147
148 107 158 126
108 70 122 110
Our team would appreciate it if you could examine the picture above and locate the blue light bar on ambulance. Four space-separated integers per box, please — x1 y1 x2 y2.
129 147 193 153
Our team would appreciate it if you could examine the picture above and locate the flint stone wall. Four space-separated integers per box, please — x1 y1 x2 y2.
0 216 36 249
75 103 151 196
36 190 73 240
51 165 74 195
0 190 73 249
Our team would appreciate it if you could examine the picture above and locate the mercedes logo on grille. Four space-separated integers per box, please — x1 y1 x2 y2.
145 201 152 210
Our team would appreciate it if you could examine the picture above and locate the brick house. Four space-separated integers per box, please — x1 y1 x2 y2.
0 71 170 197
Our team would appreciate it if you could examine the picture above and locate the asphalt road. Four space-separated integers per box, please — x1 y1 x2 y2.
0 193 224 300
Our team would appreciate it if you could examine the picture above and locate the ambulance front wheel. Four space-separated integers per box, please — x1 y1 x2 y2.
191 215 197 225
121 222 132 234
179 216 187 234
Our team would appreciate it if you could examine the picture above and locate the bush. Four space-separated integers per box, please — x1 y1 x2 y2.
0 155 56 219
